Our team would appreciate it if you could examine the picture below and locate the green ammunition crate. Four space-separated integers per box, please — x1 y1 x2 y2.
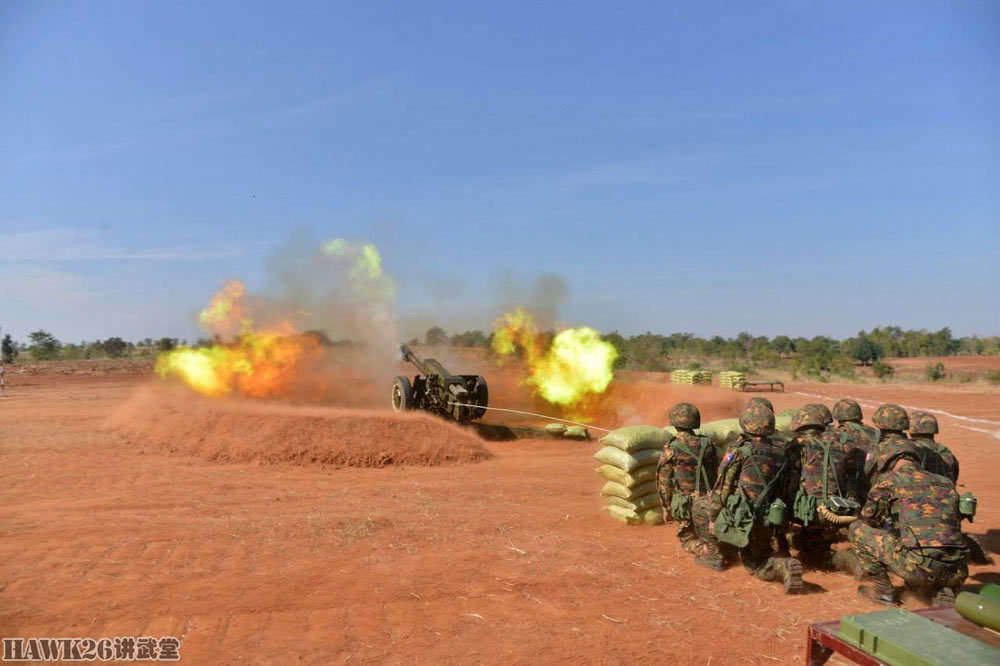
838 608 1000 666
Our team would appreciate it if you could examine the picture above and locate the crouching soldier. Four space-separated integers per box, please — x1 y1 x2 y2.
690 403 804 594
786 404 863 570
849 405 968 606
909 411 992 564
657 402 718 553
909 411 959 483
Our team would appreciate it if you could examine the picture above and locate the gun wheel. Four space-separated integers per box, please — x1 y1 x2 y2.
472 376 488 419
392 376 413 412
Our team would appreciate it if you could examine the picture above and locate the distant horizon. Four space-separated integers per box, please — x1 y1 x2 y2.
3 322 996 348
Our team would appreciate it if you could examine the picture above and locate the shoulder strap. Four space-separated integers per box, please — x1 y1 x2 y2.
739 444 788 511
671 437 711 494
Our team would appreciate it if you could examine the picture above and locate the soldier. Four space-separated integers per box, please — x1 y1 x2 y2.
908 411 992 564
657 402 718 554
864 404 918 487
786 404 862 569
848 448 968 606
909 411 959 483
832 399 879 451
832 399 878 493
690 403 803 593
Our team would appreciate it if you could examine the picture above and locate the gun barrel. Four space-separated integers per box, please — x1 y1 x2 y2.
400 343 454 377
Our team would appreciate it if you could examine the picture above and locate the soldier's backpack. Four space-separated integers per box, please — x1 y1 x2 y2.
659 435 714 521
792 432 856 527
714 444 788 548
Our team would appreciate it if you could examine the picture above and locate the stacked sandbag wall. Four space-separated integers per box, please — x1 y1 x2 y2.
718 371 746 389
670 369 712 385
594 426 667 526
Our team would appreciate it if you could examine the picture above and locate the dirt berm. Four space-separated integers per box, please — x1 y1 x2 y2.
106 383 492 468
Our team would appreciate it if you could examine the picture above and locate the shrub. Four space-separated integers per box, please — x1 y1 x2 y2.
987 370 1000 385
28 330 61 360
872 360 895 379
925 362 946 382
831 356 857 379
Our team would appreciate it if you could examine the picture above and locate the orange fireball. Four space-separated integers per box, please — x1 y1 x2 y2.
155 281 319 398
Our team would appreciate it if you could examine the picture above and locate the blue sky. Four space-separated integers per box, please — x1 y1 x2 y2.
1 1 997 343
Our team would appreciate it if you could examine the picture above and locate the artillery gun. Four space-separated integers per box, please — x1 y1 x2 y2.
393 344 488 423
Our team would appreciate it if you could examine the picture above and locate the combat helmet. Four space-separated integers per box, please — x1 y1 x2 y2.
791 404 829 431
872 404 909 432
740 402 775 437
832 399 863 423
745 396 774 412
910 411 938 436
669 402 701 430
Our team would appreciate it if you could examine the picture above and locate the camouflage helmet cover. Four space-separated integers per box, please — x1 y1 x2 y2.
669 402 701 430
745 396 774 412
792 404 829 431
816 403 833 425
832 398 863 422
872 403 910 431
910 410 939 435
740 403 775 436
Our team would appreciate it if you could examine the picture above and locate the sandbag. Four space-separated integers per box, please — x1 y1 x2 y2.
605 505 664 526
564 425 589 440
594 446 662 472
775 414 793 433
600 425 669 453
601 480 657 500
606 493 660 513
594 463 657 488
545 423 567 436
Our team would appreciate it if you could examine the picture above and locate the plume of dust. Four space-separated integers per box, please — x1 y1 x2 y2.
265 232 403 399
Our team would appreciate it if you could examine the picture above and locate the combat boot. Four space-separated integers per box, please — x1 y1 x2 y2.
857 573 898 606
932 587 956 607
776 557 804 595
965 534 994 565
831 550 861 579
694 555 726 572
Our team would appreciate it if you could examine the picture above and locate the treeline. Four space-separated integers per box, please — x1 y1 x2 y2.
0 330 186 363
0 328 354 363
5 326 999 373
406 325 1000 379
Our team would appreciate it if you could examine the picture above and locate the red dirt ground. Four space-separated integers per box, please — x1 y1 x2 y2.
1 364 998 665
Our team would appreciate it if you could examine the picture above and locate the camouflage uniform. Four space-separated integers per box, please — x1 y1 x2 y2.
786 405 863 567
658 403 718 554
690 404 802 592
910 411 959 483
849 461 968 604
832 399 880 498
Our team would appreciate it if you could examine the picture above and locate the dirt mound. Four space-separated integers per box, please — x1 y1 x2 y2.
106 383 492 468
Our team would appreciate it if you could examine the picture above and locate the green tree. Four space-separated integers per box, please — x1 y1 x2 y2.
157 337 178 352
102 337 128 358
28 330 61 360
844 331 883 366
424 326 448 346
771 335 794 355
2 333 18 362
